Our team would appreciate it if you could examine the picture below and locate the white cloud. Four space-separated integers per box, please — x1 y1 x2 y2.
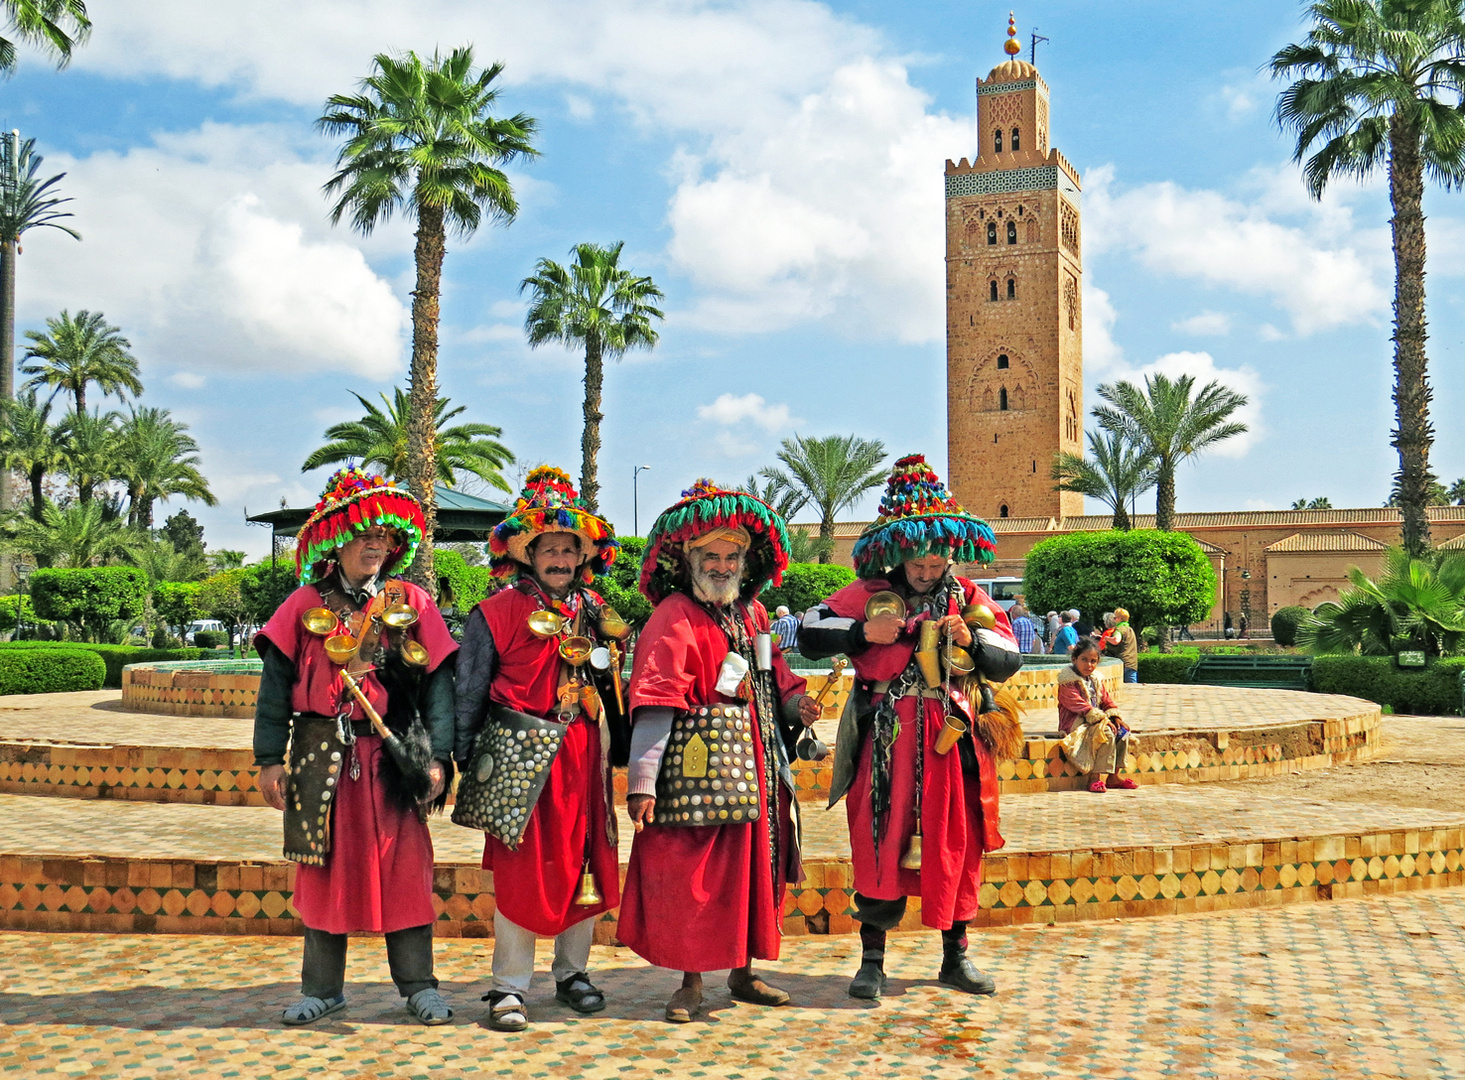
1084 164 1389 336
696 392 799 431
1081 282 1125 377
1171 311 1231 336
1128 350 1265 459
168 372 207 389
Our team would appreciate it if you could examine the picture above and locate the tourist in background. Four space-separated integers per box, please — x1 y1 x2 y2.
1045 611 1060 652
1102 606 1140 684
252 469 457 1026
772 604 800 650
1051 610 1079 654
1008 602 1038 654
1057 639 1137 794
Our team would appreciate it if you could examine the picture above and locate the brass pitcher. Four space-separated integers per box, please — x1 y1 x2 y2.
573 860 603 906
915 619 942 689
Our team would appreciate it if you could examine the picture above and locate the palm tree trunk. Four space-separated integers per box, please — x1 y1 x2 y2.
818 504 834 564
406 201 445 589
1112 501 1131 531
74 384 84 416
28 464 43 522
1154 461 1175 531
0 236 14 524
580 335 603 513
1388 114 1433 557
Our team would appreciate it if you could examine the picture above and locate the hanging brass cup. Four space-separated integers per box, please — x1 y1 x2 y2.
865 590 908 622
933 714 968 756
399 639 430 668
527 610 569 638
598 606 632 641
899 833 923 870
301 607 340 637
915 619 942 689
573 861 603 906
381 603 419 630
559 635 594 666
323 633 358 666
942 643 976 675
961 602 997 630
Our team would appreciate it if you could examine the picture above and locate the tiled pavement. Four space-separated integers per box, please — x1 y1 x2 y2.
4 888 1465 1079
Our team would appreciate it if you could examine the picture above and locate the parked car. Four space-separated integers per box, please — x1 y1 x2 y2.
184 619 226 645
971 576 1024 613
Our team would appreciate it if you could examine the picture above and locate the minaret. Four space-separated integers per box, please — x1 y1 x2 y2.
945 13 1083 521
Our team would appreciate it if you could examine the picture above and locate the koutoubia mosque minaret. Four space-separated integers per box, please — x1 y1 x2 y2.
946 13 1084 521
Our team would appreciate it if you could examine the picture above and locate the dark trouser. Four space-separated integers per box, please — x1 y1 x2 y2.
301 924 438 999
852 893 971 966
852 893 911 932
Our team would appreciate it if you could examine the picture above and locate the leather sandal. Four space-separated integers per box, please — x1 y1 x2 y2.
1108 776 1139 790
554 972 606 1014
727 971 791 1006
1088 779 1107 793
281 994 345 1026
665 985 702 1023
406 987 453 1025
482 990 527 1031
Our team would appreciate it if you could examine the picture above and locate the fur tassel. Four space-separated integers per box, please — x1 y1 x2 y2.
974 685 1026 761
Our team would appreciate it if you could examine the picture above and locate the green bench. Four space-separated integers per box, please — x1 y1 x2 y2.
1188 655 1313 691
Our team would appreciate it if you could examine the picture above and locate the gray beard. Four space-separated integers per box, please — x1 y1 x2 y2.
690 565 740 606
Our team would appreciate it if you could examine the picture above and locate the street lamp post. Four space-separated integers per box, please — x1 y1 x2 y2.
633 465 651 536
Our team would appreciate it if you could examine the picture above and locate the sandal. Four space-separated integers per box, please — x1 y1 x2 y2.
282 994 346 1026
406 987 453 1025
1108 777 1138 790
483 990 527 1031
555 972 606 1014
1088 779 1107 793
665 985 702 1023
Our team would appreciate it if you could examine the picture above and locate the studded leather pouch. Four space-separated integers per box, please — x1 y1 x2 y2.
653 704 761 827
452 703 566 849
283 715 348 866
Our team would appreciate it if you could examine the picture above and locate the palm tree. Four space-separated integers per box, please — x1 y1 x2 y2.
115 406 216 528
1091 373 1248 532
300 388 515 492
127 537 206 644
1447 477 1465 505
521 242 665 512
1273 2 1465 557
57 406 118 505
1291 497 1334 509
318 46 538 585
760 434 886 563
11 499 139 568
1052 429 1158 531
739 473 807 521
0 389 62 520
0 1 91 74
1301 546 1465 657
21 309 140 415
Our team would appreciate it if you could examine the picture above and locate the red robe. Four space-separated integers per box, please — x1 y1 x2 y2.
256 580 458 934
476 584 619 936
618 592 807 972
823 577 1013 930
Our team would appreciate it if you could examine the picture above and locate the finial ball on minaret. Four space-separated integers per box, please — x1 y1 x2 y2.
1004 11 1022 55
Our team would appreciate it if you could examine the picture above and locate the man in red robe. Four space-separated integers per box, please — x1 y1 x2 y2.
619 480 820 1022
253 469 458 1026
799 455 1021 1000
453 466 624 1031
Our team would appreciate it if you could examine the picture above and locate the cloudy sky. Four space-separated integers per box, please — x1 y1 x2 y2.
4 0 1461 555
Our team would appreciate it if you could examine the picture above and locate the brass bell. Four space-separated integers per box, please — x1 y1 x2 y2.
381 602 419 629
301 607 340 637
527 610 569 638
865 590 908 622
961 603 997 630
399 639 430 667
559 635 594 666
323 633 358 665
598 606 632 641
573 861 602 906
899 833 923 870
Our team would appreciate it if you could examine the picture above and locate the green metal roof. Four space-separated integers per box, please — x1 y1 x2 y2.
246 484 509 541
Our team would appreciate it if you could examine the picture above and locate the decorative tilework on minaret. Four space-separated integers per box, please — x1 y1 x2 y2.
945 14 1084 523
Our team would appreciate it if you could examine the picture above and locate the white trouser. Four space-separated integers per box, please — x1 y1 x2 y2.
491 910 597 995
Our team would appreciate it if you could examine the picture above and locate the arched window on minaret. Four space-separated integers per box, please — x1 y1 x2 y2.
987 221 997 245
1007 277 1017 299
997 353 1009 369
993 129 1003 153
1011 127 1021 151
1007 220 1018 245
999 387 1009 411
999 504 1010 518
1026 218 1040 243
989 280 999 302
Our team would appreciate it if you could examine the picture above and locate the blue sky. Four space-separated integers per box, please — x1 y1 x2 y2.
3 0 1461 556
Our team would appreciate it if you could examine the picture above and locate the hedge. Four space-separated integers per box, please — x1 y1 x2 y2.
1310 656 1465 716
0 648 106 695
30 566 148 639
1137 649 1200 684
762 563 856 618
1270 606 1310 647
434 548 495 615
0 642 206 688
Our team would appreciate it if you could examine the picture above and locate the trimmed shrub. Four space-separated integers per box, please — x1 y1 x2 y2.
1270 606 1310 647
153 581 201 630
762 563 856 618
435 548 495 615
192 630 227 648
1310 655 1465 715
0 642 206 688
1137 648 1199 684
0 648 106 694
30 566 148 640
1023 530 1216 644
241 561 299 623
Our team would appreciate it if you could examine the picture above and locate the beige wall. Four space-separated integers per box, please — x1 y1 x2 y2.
1265 551 1386 612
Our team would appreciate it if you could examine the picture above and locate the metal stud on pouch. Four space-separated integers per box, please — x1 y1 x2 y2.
573 860 602 906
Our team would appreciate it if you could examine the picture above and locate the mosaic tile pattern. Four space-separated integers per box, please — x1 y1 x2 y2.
5 889 1465 1079
121 668 259 719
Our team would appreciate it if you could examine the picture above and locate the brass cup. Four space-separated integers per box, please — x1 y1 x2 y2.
381 602 419 629
399 639 430 668
323 633 358 665
598 606 632 641
899 833 923 870
933 714 968 755
527 610 569 638
301 607 340 637
961 602 997 630
559 635 594 666
865 590 908 622
942 644 975 675
915 619 942 689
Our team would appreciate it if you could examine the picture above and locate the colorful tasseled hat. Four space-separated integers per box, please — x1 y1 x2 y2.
295 468 425 584
640 478 791 604
851 454 996 579
488 466 618 583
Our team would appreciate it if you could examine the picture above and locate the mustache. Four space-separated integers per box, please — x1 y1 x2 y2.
542 564 576 575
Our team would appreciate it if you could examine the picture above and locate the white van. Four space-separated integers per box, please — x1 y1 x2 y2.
184 619 226 645
972 577 1024 613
